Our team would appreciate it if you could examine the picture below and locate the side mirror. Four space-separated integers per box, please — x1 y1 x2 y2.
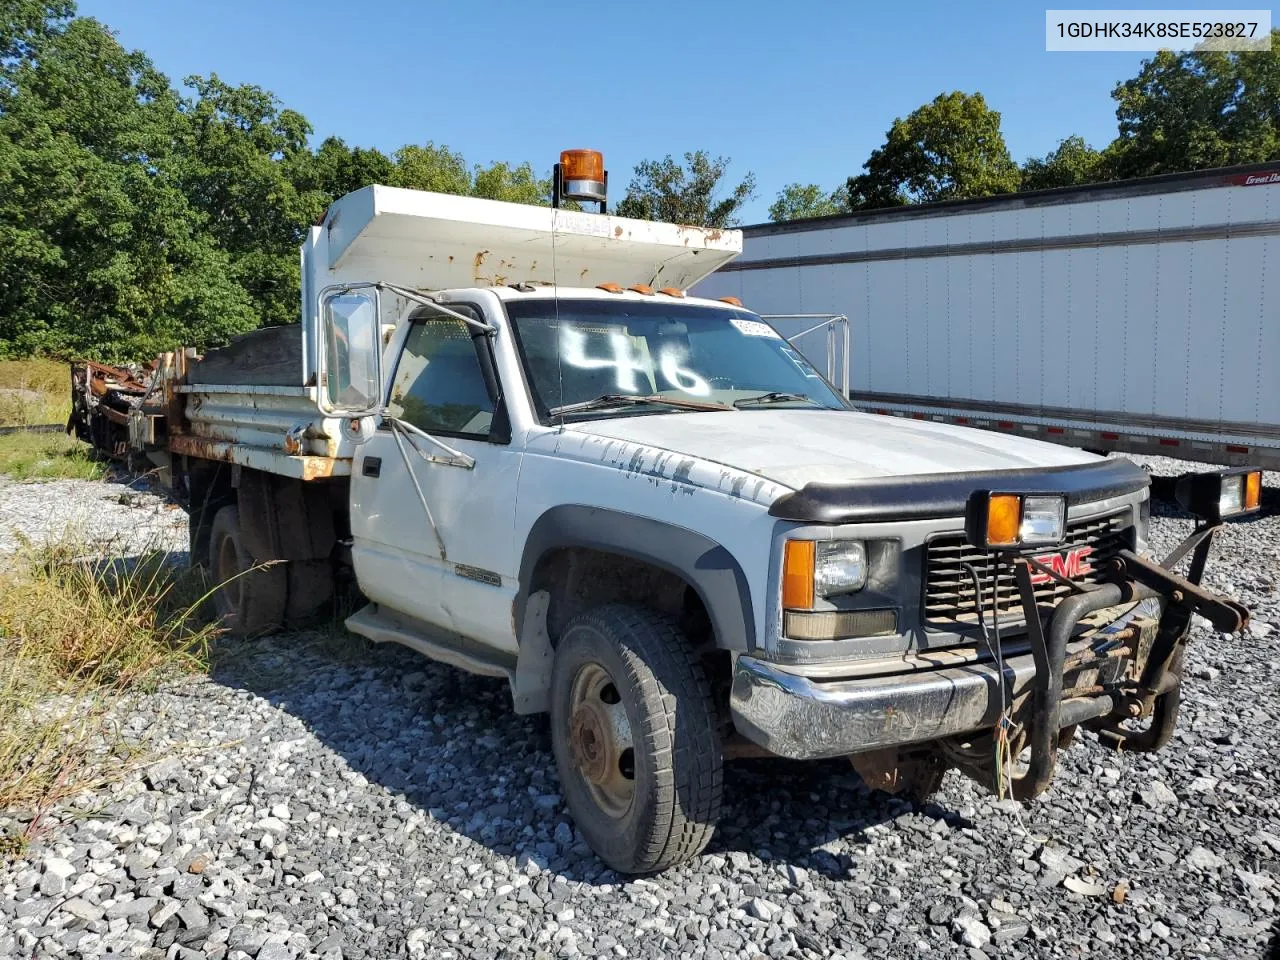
318 288 383 417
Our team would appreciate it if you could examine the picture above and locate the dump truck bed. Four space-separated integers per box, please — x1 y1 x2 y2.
164 329 353 480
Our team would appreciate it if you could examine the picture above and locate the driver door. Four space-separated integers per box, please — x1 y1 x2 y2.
349 309 521 653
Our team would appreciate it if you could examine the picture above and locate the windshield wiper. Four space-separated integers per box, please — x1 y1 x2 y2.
550 394 731 417
733 391 819 408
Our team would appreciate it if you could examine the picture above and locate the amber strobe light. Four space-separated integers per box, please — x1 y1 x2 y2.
782 540 815 609
556 149 607 208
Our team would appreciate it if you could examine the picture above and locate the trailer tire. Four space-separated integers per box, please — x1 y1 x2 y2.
210 505 286 636
550 604 723 874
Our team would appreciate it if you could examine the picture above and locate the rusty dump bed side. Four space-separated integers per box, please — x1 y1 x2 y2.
166 333 353 480
69 331 353 481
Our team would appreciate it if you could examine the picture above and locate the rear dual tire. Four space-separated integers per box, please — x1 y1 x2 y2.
209 503 333 637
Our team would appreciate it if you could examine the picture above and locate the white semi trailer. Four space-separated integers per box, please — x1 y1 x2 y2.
695 164 1280 469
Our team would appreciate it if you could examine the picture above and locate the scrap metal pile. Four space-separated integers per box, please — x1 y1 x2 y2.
68 360 164 464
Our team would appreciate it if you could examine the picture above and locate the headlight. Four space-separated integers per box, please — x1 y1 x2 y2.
1220 476 1245 517
1174 468 1262 523
782 538 876 609
814 540 867 597
965 492 1067 549
1020 495 1066 545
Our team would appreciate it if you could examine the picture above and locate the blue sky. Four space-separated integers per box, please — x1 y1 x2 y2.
77 0 1177 223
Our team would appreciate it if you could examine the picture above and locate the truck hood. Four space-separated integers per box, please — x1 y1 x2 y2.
568 408 1098 489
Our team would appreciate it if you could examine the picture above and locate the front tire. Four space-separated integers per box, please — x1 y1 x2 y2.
550 605 723 874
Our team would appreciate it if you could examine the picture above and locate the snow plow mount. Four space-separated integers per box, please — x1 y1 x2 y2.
1000 503 1249 801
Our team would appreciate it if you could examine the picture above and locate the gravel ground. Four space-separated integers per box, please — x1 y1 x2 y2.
2 459 1279 959
0 473 188 556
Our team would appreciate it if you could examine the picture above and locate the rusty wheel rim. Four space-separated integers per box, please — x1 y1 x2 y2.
568 662 635 819
214 532 242 615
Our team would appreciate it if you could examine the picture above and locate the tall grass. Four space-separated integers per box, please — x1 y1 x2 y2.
0 539 220 847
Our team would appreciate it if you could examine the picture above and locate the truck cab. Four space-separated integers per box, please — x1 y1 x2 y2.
154 158 1255 875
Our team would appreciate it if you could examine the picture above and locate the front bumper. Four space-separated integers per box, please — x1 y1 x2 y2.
730 594 1162 762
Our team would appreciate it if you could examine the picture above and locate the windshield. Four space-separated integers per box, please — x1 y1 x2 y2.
505 298 848 421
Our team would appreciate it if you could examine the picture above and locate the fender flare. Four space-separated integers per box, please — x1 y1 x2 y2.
515 505 756 651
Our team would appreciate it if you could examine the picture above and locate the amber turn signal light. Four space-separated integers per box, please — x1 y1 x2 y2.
782 540 815 609
986 494 1022 547
1245 469 1262 511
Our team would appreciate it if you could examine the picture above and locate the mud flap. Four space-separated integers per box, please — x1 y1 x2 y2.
511 591 553 714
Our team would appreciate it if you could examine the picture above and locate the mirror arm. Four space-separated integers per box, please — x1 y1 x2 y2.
387 421 450 560
386 415 476 470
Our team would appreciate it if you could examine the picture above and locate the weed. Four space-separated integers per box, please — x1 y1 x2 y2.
0 539 220 828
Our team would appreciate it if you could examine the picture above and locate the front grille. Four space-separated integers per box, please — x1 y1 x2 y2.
923 511 1133 627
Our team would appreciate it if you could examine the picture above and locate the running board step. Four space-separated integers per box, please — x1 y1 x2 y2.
345 604 515 681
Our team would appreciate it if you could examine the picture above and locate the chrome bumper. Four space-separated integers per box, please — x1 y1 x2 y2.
730 651 1039 760
730 599 1161 761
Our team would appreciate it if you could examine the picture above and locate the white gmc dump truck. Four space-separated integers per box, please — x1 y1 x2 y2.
103 152 1256 874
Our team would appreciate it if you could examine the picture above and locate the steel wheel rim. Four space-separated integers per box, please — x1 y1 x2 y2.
568 661 635 819
215 533 242 614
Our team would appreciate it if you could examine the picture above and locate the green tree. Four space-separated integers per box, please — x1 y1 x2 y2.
1108 32 1280 178
390 141 470 194
0 10 254 359
300 135 394 200
768 182 849 221
1021 135 1104 190
0 3 599 361
1 1 73 92
615 151 756 227
847 91 1020 209
173 73 320 329
471 159 550 205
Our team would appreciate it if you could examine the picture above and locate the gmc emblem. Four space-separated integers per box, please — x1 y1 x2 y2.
1029 545 1094 585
